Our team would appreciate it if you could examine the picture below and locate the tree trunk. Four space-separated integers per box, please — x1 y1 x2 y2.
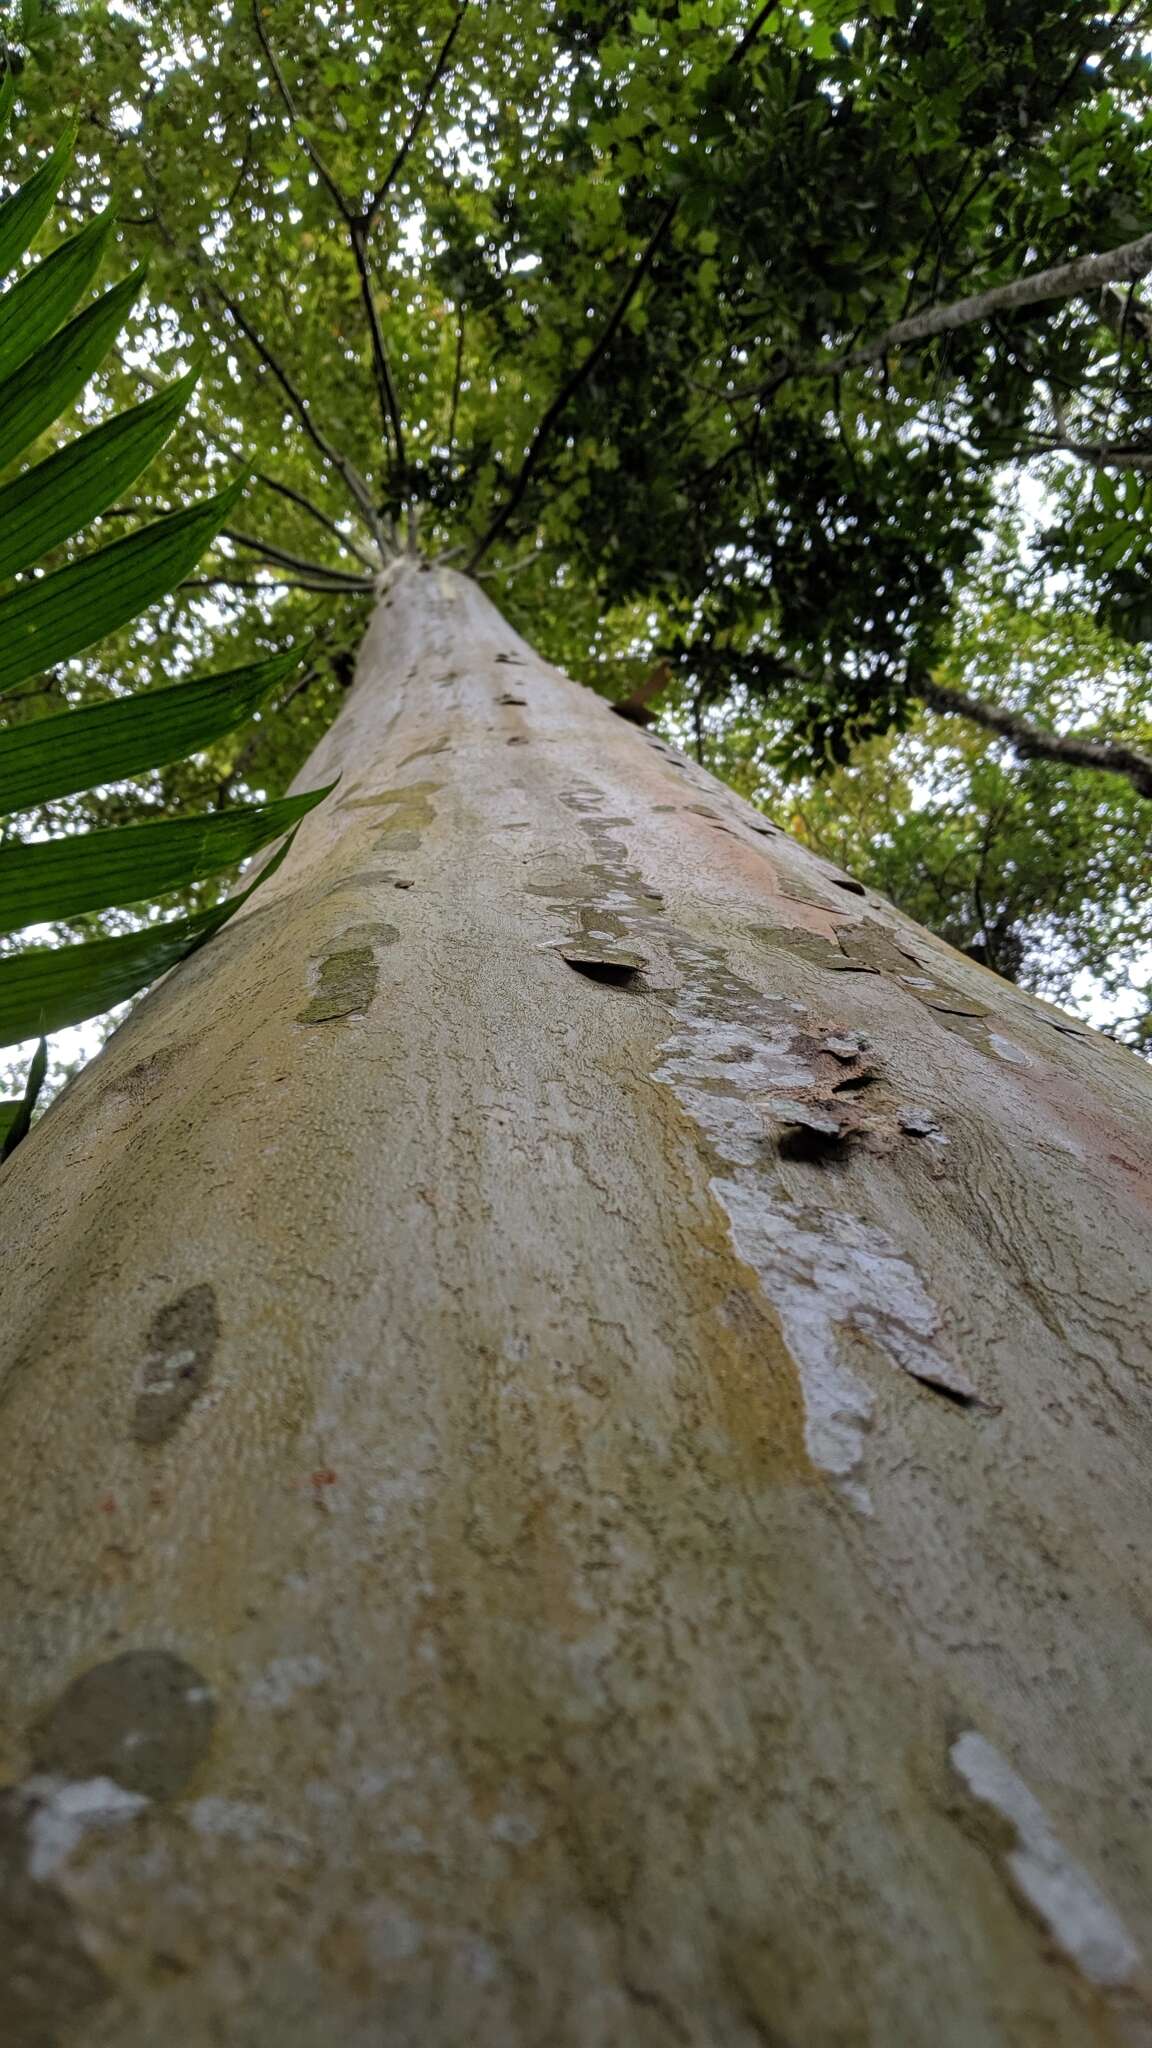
3 560 1152 2048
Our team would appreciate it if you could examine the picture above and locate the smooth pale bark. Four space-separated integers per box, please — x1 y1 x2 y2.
2 561 1152 2047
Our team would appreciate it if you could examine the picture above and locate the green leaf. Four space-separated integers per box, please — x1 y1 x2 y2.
0 475 246 696
0 648 299 816
0 1031 45 1160
0 365 198 582
0 209 114 385
0 71 17 146
0 262 146 472
0 782 332 934
0 129 73 285
0 832 296 1047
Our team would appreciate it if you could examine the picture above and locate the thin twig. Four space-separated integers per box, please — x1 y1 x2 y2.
203 272 386 546
446 307 465 471
251 1 406 484
251 472 379 571
251 0 354 223
221 527 375 588
465 0 781 571
225 122 257 209
465 191 678 571
476 544 549 581
364 4 470 230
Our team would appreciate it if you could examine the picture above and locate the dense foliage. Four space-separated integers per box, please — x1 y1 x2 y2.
0 0 1149 1083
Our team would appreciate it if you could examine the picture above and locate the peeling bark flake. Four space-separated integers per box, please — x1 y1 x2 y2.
951 1732 1143 1989
989 1034 1032 1066
562 950 645 988
718 1189 981 1501
652 969 978 1509
822 1032 871 1060
898 1105 947 1139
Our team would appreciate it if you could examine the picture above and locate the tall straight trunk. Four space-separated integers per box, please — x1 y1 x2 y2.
2 560 1152 2047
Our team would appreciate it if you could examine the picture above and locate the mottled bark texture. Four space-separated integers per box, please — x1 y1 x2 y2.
2 562 1152 2047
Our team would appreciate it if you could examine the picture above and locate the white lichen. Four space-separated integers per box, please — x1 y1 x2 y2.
23 1775 148 1880
247 1655 330 1708
951 1731 1142 1987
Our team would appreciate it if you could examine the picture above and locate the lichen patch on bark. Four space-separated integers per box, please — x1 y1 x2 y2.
538 779 977 1507
132 1283 220 1445
29 1649 216 1800
297 945 378 1024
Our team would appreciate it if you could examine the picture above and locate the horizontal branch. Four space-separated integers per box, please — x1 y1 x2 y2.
735 230 1152 398
851 230 1152 366
1022 435 1152 472
920 674 1152 799
180 574 372 595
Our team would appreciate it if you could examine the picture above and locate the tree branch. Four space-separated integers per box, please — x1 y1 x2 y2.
203 272 386 547
251 0 354 224
729 0 780 62
465 0 781 572
363 5 469 231
1098 280 1152 345
735 229 1152 398
251 472 379 571
464 192 680 571
180 574 372 595
250 2 406 482
349 219 407 481
221 528 375 588
1022 435 1152 472
110 345 380 568
920 674 1152 799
